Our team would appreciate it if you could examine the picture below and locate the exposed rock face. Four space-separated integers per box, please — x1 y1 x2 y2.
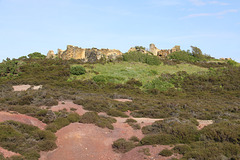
220 58 232 61
128 47 148 54
149 44 181 57
47 45 122 62
46 50 56 59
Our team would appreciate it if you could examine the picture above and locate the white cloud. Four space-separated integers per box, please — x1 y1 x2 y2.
182 9 238 19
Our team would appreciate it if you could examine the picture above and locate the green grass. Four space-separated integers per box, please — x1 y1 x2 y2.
69 62 208 86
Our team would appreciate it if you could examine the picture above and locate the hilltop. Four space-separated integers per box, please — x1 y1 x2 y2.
0 46 240 160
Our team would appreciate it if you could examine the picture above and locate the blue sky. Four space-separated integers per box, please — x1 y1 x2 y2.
0 0 240 62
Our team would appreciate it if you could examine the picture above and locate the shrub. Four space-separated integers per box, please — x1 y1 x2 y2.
28 52 46 59
79 112 116 129
129 136 140 142
46 117 70 132
173 144 191 155
125 119 137 123
67 113 81 123
112 138 135 153
70 65 86 75
227 60 238 66
144 78 174 91
107 109 128 117
142 118 199 143
0 121 56 160
126 78 142 87
123 51 162 65
200 121 240 144
140 134 178 145
159 149 173 157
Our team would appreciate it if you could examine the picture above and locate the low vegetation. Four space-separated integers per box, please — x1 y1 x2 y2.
112 138 136 153
0 121 56 160
79 112 117 129
0 48 239 159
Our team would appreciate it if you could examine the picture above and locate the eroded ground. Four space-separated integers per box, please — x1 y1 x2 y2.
0 100 213 160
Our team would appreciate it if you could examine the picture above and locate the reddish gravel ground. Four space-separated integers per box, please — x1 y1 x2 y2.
121 145 182 160
0 111 46 130
0 100 213 160
0 147 20 158
40 123 122 160
50 101 87 115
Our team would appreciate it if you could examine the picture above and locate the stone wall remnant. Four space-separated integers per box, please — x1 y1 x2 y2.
47 45 122 62
149 44 181 57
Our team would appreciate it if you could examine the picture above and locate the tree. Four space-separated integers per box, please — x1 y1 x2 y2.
28 52 46 59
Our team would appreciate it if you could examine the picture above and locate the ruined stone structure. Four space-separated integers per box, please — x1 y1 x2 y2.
149 44 181 57
46 50 56 59
128 47 148 54
47 45 122 62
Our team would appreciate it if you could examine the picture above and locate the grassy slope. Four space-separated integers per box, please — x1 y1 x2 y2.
70 62 208 85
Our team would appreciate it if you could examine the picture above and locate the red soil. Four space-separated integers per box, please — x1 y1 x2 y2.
0 112 46 130
0 147 20 158
121 145 181 160
50 101 87 116
40 123 122 160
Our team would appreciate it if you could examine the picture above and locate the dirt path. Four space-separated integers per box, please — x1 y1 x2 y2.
0 112 46 130
0 147 20 158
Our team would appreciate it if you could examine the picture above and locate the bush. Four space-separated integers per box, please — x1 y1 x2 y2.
79 112 116 129
142 118 199 143
123 51 162 65
140 133 178 145
173 144 191 155
200 121 240 144
144 77 174 91
46 117 70 132
28 52 46 59
227 60 238 66
129 136 140 142
67 113 81 123
0 121 56 160
112 138 135 153
168 46 214 62
107 109 128 117
70 65 86 75
159 149 173 157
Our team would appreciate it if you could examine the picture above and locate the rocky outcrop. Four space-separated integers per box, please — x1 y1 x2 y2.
46 50 56 59
47 45 122 62
220 58 232 61
149 44 181 57
128 46 148 54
